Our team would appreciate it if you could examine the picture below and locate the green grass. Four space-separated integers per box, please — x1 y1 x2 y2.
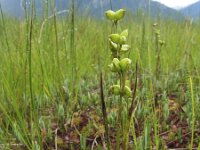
1 4 200 149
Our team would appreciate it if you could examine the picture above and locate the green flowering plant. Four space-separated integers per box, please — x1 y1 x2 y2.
105 8 137 150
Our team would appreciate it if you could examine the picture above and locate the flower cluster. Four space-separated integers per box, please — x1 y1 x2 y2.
105 9 132 98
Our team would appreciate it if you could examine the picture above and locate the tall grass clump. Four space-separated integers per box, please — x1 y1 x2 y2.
1 1 200 149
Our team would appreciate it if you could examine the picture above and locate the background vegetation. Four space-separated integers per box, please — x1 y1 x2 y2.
0 1 200 149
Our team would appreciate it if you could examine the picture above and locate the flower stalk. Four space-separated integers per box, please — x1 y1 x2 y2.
105 8 136 150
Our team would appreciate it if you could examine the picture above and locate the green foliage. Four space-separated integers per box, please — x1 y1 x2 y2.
1 3 200 149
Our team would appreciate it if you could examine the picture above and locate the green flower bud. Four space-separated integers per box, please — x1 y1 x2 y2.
108 63 118 72
119 36 127 45
124 86 132 97
159 40 165 46
153 23 158 27
109 34 120 43
119 58 132 72
105 10 116 21
115 9 126 20
117 80 130 86
109 39 118 52
120 29 128 37
105 9 126 21
121 44 130 53
109 85 121 95
108 63 115 72
112 58 120 71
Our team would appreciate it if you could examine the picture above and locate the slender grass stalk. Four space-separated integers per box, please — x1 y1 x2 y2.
155 30 160 81
0 4 13 74
0 98 32 149
28 2 35 148
1 3 200 149
153 114 159 150
100 73 111 150
0 4 10 54
53 6 61 89
23 0 28 107
131 119 138 149
189 76 195 150
141 19 146 59
70 0 76 98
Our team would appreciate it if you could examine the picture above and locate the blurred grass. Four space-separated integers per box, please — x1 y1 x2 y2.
0 3 200 149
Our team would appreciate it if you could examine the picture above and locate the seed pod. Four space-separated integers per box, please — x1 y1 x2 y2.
109 85 121 95
105 10 116 21
115 9 126 20
109 34 120 44
119 58 132 72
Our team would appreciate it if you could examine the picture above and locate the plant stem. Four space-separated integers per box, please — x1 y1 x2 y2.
109 0 113 10
123 62 138 150
155 33 160 81
189 76 195 150
70 0 76 98
0 4 10 57
53 7 61 89
28 2 35 147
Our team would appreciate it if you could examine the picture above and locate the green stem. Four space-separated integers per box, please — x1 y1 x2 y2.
116 73 123 149
53 8 61 89
70 0 76 98
123 63 138 150
109 0 113 10
100 73 111 150
189 76 195 150
116 72 126 149
116 94 123 150
155 34 159 81
112 21 118 34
